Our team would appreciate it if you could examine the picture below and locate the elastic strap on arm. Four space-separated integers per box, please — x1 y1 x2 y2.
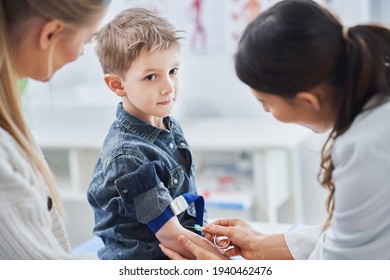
147 193 205 235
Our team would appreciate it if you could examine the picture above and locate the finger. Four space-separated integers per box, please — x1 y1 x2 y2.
204 233 214 242
178 235 227 260
178 235 200 254
159 244 188 260
203 224 234 239
210 219 239 227
223 247 239 258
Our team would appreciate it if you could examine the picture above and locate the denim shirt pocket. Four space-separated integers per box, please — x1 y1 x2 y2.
167 166 185 189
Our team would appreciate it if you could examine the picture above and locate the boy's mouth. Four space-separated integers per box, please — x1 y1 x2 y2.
158 98 175 105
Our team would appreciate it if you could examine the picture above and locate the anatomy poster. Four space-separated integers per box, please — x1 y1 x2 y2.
107 0 337 56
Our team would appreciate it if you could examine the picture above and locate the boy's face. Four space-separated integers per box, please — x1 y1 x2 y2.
120 46 180 127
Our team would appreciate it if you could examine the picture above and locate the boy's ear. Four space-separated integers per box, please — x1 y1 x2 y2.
39 19 65 49
295 91 321 111
104 74 126 97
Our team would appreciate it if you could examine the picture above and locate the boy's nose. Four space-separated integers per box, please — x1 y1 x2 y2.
161 77 175 95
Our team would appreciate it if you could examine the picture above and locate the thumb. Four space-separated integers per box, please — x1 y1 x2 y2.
177 235 227 260
178 235 203 259
178 235 196 252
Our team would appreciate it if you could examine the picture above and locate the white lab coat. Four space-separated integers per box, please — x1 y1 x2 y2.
284 95 390 259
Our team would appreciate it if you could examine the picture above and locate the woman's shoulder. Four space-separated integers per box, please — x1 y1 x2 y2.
0 127 45 189
339 100 390 142
0 128 46 204
0 126 16 142
333 101 390 161
0 127 25 159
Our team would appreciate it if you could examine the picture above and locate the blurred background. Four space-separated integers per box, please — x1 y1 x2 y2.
22 0 390 247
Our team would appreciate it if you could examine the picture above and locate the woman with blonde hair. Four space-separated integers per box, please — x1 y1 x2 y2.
0 0 110 259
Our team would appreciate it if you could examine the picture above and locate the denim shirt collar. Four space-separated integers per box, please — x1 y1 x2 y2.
115 102 173 143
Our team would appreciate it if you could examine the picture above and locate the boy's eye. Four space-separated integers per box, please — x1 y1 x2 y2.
169 68 178 75
145 74 157 81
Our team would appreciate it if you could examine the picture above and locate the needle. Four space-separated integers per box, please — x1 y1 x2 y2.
185 224 204 232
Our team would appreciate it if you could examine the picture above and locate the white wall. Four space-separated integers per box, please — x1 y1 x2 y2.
25 0 381 123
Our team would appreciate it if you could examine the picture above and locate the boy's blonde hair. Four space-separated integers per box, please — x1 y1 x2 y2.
96 8 182 77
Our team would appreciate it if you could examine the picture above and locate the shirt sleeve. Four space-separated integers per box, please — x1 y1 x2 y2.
284 226 322 260
309 143 390 259
115 160 173 224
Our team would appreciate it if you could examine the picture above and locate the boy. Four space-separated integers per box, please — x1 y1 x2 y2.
87 8 219 260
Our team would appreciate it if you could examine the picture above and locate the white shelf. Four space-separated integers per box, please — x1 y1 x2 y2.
181 116 310 151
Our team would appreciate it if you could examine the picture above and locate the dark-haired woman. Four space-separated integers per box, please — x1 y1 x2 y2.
160 0 390 260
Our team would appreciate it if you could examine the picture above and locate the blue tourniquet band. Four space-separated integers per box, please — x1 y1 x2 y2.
147 193 205 235
147 205 175 234
182 193 204 227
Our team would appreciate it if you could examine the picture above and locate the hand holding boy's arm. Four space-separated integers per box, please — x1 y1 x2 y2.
156 216 224 259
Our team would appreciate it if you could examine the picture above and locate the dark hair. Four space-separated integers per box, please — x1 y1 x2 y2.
235 0 390 227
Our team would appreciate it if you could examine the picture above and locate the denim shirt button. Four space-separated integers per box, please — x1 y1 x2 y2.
122 189 128 194
180 143 186 147
173 178 178 184
169 143 174 149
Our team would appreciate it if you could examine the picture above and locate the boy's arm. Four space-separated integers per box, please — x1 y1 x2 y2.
156 216 222 259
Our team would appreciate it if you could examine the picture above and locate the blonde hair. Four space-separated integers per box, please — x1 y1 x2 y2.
96 8 183 78
0 0 110 213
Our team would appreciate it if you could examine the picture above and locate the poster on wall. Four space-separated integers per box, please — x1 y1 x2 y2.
105 0 362 56
120 0 225 55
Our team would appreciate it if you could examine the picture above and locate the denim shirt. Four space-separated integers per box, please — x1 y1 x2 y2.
87 103 202 259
